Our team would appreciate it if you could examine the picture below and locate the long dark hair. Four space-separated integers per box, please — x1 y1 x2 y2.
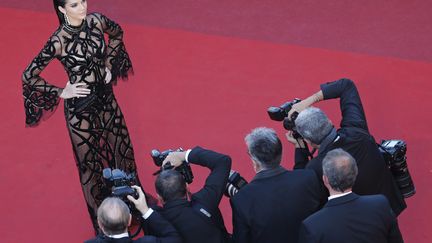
53 0 68 25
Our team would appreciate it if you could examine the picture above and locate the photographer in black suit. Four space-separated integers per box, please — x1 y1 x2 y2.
298 148 403 243
286 78 406 216
153 146 231 243
85 186 181 243
230 127 322 243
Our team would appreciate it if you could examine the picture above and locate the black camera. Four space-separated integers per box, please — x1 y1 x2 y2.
102 168 139 199
151 148 194 184
267 99 302 138
379 140 415 198
224 170 248 198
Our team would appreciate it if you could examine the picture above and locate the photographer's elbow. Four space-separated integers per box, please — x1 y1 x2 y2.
224 155 232 168
340 78 356 89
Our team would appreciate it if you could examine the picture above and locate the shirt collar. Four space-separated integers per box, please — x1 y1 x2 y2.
106 232 129 239
328 191 352 201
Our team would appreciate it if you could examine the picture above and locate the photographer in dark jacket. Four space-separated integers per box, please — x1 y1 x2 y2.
298 148 403 243
85 186 181 243
153 146 231 243
286 78 406 216
230 127 322 243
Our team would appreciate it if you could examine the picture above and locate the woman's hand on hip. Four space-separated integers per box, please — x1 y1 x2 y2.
60 81 91 99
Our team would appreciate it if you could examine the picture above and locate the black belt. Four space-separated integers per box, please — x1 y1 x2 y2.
70 82 112 113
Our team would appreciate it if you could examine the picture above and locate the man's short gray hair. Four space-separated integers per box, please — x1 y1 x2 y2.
295 107 333 144
245 127 282 169
97 197 130 235
322 148 358 192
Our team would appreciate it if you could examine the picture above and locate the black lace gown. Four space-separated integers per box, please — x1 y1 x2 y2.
22 13 140 230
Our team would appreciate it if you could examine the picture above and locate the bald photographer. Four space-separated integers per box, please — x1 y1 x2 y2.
85 186 181 243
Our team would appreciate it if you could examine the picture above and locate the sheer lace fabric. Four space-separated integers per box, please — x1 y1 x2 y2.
22 13 137 229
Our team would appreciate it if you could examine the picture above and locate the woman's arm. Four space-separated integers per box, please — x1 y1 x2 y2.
92 13 133 83
22 35 62 126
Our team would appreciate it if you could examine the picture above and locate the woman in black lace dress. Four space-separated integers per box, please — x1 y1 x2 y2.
22 0 141 231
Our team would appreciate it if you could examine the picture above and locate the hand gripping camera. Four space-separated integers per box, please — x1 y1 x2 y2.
268 99 315 159
102 168 139 199
151 148 194 184
379 140 416 198
267 98 302 139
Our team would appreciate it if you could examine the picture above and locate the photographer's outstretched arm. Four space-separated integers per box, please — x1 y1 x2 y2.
188 147 232 210
287 90 323 118
321 78 369 131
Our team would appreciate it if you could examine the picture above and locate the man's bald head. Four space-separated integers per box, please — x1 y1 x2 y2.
322 148 358 192
97 197 131 235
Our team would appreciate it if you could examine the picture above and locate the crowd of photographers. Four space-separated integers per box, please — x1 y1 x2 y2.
86 79 413 243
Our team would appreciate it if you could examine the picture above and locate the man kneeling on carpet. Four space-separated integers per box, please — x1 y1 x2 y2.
85 186 182 243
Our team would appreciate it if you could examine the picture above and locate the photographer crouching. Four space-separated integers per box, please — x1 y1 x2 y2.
85 186 181 243
285 78 406 216
151 146 232 243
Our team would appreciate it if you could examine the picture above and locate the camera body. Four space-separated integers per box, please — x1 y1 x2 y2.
379 140 415 198
225 170 248 198
151 148 194 184
102 168 139 200
267 99 302 138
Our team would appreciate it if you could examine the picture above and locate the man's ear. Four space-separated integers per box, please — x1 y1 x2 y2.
252 159 261 173
156 193 164 205
128 214 132 227
322 175 330 187
97 219 105 235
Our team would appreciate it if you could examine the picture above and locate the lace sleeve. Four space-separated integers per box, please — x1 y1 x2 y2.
22 35 62 127
97 13 133 83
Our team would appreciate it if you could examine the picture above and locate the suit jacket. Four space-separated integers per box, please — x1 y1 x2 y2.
230 166 323 243
156 146 231 243
294 78 406 215
298 193 404 243
84 210 182 243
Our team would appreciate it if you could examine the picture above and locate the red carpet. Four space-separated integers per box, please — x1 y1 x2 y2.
3 0 432 62
1 3 431 242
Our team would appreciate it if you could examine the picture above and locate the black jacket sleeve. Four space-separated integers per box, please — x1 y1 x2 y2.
188 146 232 211
388 217 404 243
294 148 311 169
139 210 183 243
320 78 369 132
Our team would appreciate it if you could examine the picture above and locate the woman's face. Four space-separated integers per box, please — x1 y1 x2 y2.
59 0 88 25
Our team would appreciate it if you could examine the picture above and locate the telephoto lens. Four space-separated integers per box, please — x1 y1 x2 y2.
379 140 415 198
